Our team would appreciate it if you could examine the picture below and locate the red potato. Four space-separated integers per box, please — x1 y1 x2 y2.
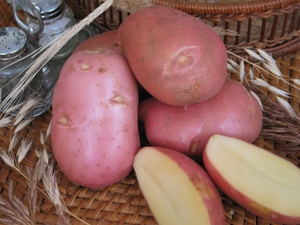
118 5 227 106
72 29 123 55
139 79 263 161
203 135 300 224
133 146 225 225
51 48 140 189
72 29 150 102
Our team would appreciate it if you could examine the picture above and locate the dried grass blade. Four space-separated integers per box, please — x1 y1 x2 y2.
292 79 300 85
113 0 152 12
244 48 265 62
35 149 41 158
46 121 51 139
0 150 16 168
43 162 62 206
228 58 240 70
14 118 34 134
1 0 114 112
0 116 13 128
18 97 41 116
10 109 26 126
0 204 17 216
8 181 30 223
40 132 46 145
8 133 19 152
249 78 270 88
210 26 238 37
14 97 41 126
249 90 264 111
42 147 49 164
2 102 23 115
239 60 245 83
56 206 71 225
268 86 290 98
12 196 30 220
0 210 27 225
257 49 276 64
0 218 14 225
34 153 48 181
227 63 238 74
25 166 37 223
27 156 47 222
264 62 282 77
248 67 254 80
17 139 33 163
0 195 6 205
276 96 297 117
0 195 29 225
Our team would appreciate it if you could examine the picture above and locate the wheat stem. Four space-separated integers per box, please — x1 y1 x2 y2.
3 151 92 225
227 50 300 91
0 0 114 113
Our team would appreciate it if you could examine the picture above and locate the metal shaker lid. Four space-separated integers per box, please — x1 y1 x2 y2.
0 27 27 61
33 0 65 20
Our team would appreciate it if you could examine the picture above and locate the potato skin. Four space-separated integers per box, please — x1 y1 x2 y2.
118 5 227 106
51 48 140 189
73 30 151 102
203 135 300 224
139 79 263 161
72 29 123 54
134 146 225 225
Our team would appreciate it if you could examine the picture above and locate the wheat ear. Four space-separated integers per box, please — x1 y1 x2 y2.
0 0 114 112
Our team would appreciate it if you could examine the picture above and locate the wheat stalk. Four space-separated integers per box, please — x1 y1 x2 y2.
0 0 113 114
248 86 300 156
227 49 299 117
0 118 92 225
0 1 155 224
0 0 153 115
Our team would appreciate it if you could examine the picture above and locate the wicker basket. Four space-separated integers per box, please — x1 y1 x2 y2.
61 0 300 58
1 0 300 224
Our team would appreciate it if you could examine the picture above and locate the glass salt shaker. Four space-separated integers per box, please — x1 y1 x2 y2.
25 0 78 60
0 27 42 114
6 0 98 116
9 0 78 60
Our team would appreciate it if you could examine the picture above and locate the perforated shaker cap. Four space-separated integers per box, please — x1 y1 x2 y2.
0 27 27 61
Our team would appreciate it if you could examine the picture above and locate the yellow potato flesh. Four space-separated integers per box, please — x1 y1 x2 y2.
133 147 211 225
206 135 300 217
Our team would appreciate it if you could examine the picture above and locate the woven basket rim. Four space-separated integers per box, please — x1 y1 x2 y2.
228 37 300 59
152 0 300 15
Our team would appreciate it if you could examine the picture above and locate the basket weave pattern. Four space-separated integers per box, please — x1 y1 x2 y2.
1 0 300 224
0 1 15 28
62 0 300 58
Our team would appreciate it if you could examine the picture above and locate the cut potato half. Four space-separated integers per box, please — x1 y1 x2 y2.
203 134 300 224
133 146 225 225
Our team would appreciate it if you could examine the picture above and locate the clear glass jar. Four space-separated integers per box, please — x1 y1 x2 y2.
0 26 42 113
24 0 78 60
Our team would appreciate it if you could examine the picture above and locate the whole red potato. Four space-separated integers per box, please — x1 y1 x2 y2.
51 48 140 189
139 79 263 161
118 5 227 106
72 29 123 55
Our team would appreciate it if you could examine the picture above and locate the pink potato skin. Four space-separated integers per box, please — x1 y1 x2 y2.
72 29 123 55
51 48 140 189
145 146 225 225
139 79 263 161
202 149 300 224
72 29 150 102
118 5 227 106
